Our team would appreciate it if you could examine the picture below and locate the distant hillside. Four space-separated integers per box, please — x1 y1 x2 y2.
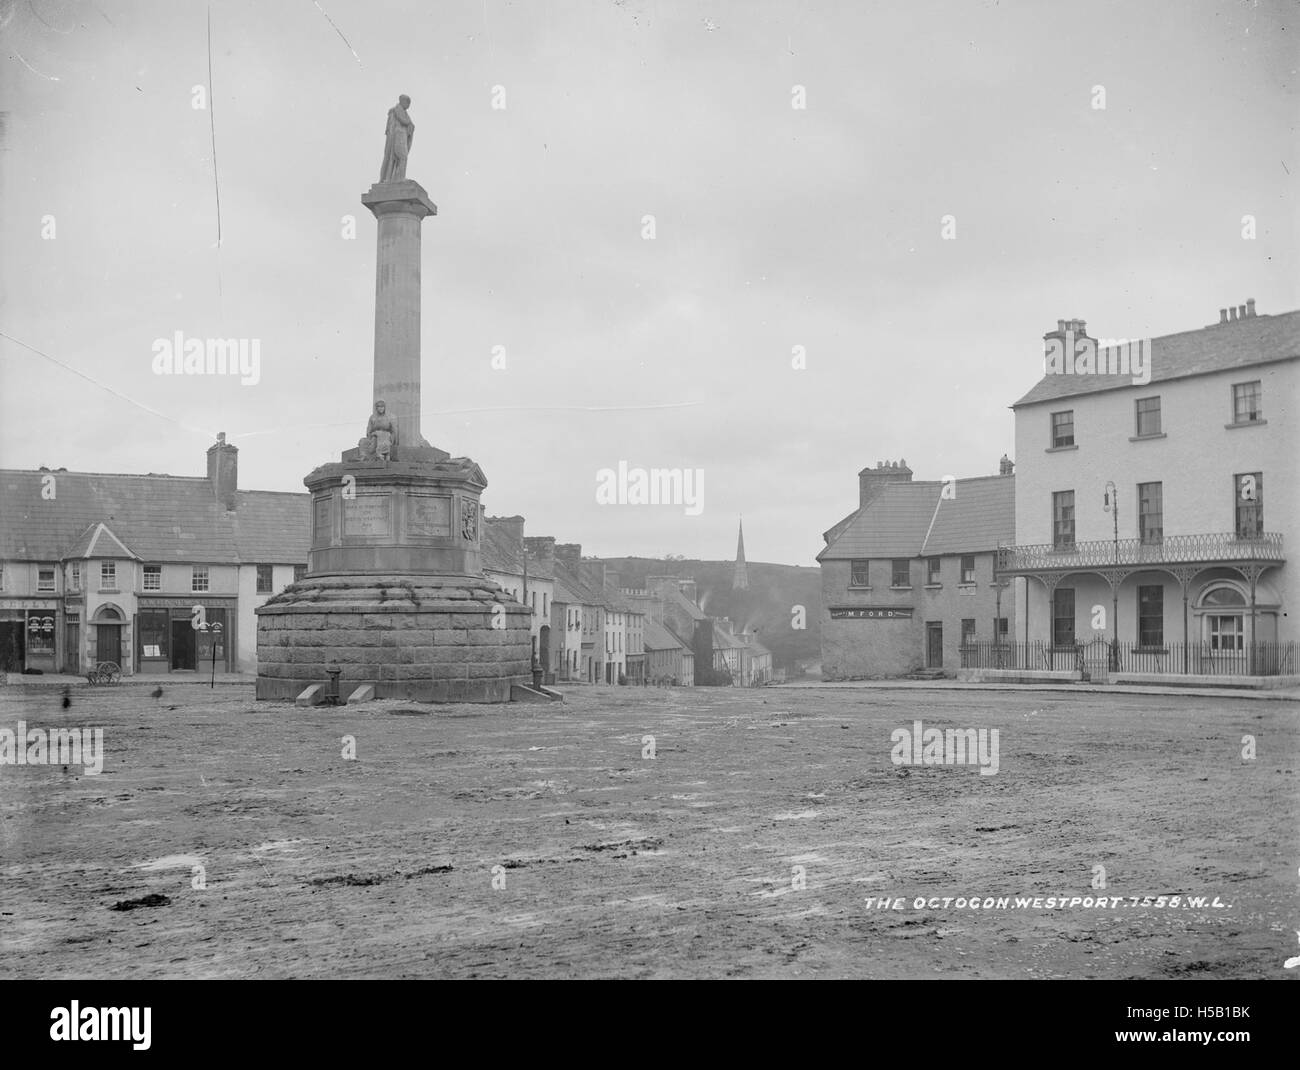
601 557 822 671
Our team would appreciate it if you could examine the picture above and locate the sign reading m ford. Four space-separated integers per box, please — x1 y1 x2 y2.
829 606 913 620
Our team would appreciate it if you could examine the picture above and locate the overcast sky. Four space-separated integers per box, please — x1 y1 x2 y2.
2 0 1295 566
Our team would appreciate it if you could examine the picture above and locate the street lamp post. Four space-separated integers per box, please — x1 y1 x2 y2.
1103 481 1120 671
193 609 223 689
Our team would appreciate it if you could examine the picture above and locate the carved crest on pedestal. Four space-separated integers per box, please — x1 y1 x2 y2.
461 500 479 542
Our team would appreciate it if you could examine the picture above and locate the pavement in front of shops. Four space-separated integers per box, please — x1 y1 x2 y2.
3 671 256 687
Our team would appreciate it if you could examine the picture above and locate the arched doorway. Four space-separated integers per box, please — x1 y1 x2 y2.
92 604 124 667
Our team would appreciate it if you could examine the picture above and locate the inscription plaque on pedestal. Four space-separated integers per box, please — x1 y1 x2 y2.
345 494 393 537
312 495 333 544
408 493 452 536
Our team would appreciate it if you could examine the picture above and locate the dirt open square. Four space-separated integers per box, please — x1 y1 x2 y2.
1 682 1297 979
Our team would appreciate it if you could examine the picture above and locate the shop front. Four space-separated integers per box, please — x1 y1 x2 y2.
136 598 236 674
0 602 61 673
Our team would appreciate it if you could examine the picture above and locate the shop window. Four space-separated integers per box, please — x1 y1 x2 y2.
138 609 170 661
27 611 56 654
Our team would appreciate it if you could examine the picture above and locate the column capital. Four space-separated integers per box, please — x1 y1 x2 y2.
362 180 438 219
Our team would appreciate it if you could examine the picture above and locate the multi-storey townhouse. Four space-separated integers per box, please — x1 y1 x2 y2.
999 302 1297 678
0 435 306 675
549 574 588 682
817 459 1017 678
482 515 556 669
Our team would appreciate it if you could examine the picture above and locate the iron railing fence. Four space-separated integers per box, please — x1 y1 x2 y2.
996 532 1283 572
960 639 1296 676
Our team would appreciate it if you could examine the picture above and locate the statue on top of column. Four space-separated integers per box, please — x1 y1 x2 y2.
380 95 414 182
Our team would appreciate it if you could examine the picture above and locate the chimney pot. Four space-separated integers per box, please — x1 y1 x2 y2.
1219 308 1228 324
1229 307 1238 321
1238 304 1247 319
1246 298 1256 317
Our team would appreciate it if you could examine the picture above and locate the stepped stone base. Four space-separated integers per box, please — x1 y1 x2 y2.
255 573 532 703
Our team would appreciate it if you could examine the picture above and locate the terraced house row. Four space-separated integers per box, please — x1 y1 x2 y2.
1 439 763 685
819 300 1298 684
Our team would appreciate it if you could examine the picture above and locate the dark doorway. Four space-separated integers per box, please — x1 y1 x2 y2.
538 625 550 673
64 621 80 673
926 622 944 668
171 619 196 670
95 624 122 666
0 622 23 672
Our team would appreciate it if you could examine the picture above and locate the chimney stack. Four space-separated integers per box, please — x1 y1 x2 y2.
206 431 238 511
486 515 526 556
646 575 681 602
555 542 582 574
858 458 914 509
524 535 556 579
999 454 1014 476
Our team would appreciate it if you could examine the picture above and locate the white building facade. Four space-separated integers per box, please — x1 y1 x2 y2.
1000 305 1296 678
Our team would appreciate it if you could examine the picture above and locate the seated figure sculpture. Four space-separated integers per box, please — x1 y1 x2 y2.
359 399 398 462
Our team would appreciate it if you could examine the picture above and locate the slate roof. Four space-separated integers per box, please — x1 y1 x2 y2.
601 585 635 614
664 587 708 621
818 475 1014 561
0 470 309 564
552 562 606 607
670 618 702 652
643 618 684 651
65 522 139 560
481 523 523 577
552 575 584 605
712 622 772 656
1012 309 1300 408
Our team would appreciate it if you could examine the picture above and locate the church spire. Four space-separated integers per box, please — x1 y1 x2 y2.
733 517 748 590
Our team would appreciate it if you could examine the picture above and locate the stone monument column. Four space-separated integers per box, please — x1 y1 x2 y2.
362 181 437 450
255 95 535 704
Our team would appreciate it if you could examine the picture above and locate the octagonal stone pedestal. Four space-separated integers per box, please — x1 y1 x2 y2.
256 449 532 703
255 573 532 702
